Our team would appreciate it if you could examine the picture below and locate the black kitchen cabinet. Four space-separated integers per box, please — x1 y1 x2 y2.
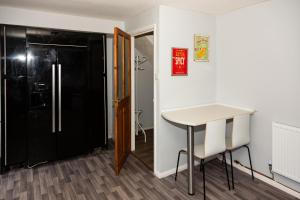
1 25 107 172
0 26 27 168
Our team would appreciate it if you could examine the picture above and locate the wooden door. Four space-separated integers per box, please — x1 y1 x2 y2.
114 27 131 175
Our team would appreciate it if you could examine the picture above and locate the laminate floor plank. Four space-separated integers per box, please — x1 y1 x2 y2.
0 149 297 200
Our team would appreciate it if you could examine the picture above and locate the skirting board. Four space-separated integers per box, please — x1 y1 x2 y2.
155 159 300 199
229 160 300 199
155 161 200 179
143 126 154 131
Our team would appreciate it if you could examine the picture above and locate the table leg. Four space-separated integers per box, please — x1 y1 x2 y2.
187 125 194 195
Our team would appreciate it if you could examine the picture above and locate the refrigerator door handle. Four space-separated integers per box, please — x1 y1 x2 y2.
52 64 55 133
58 64 62 132
104 77 107 145
3 26 7 165
102 35 106 74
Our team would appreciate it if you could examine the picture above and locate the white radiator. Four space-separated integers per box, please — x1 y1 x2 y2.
272 122 300 183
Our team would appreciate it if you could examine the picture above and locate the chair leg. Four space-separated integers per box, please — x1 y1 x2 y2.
229 150 235 189
201 159 206 200
200 159 203 172
223 153 231 190
175 150 184 181
221 154 225 166
244 145 254 180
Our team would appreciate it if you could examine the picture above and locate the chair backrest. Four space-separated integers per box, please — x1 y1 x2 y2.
204 119 226 158
231 114 250 149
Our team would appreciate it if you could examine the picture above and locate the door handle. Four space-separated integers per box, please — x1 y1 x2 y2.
58 64 62 132
52 64 55 133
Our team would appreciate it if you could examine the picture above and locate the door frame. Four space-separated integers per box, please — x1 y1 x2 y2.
129 24 158 174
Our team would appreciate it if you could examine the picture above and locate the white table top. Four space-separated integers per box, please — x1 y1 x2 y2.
161 104 254 126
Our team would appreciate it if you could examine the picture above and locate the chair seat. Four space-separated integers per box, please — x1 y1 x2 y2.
183 144 205 159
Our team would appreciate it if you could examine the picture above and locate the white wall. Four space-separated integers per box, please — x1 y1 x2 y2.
0 6 124 33
157 6 216 173
135 35 154 129
125 7 158 33
216 0 300 191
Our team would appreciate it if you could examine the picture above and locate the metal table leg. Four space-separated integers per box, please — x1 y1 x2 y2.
187 125 194 195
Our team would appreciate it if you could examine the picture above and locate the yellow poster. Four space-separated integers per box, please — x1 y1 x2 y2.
194 35 209 62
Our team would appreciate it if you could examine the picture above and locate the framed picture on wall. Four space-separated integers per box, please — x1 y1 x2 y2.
194 35 209 62
171 48 188 76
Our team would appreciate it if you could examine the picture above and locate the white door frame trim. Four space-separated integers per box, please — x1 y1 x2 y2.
129 24 158 175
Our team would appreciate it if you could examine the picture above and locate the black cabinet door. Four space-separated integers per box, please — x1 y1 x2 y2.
56 47 89 159
1 26 108 169
88 35 107 148
27 45 57 166
2 26 27 166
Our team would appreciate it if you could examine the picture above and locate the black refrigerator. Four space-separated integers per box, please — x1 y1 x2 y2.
0 25 107 171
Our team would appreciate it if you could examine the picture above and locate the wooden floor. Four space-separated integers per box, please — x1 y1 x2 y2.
132 129 153 170
0 149 297 200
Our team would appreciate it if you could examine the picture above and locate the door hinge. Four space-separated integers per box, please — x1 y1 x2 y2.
113 99 120 104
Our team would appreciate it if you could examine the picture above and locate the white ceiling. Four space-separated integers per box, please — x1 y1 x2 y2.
0 0 268 20
159 0 268 15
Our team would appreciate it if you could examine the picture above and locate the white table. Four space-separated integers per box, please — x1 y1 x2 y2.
161 103 254 195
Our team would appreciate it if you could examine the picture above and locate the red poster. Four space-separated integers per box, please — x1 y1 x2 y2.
172 48 188 76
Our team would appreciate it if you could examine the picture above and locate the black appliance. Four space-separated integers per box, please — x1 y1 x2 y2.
0 25 107 172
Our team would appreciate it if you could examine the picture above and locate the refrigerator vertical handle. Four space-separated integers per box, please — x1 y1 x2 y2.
3 26 7 165
104 77 107 145
58 64 62 132
52 64 55 133
102 35 106 74
0 27 1 160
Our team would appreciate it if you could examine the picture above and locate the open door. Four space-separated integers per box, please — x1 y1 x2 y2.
114 27 131 175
